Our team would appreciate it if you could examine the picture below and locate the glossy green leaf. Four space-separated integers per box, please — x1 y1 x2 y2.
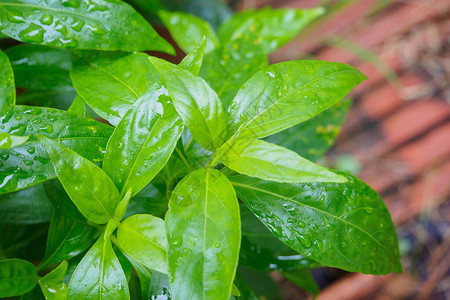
281 269 319 296
0 258 38 297
159 10 220 54
68 235 129 300
117 214 168 274
0 0 174 53
149 57 228 151
0 105 113 194
221 139 346 183
233 272 259 300
227 60 366 140
0 49 15 110
0 184 53 224
40 209 98 269
230 173 402 275
67 96 86 116
165 168 240 300
103 83 183 196
240 204 319 271
16 88 77 111
43 179 85 222
70 52 160 126
38 135 120 224
5 45 72 89
0 132 29 149
199 35 268 109
179 37 207 76
265 100 351 162
39 261 68 300
218 7 324 54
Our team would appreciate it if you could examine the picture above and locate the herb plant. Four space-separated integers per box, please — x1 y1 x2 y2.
0 1 402 299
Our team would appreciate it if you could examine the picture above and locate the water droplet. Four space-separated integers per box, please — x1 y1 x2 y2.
23 160 34 166
87 24 106 35
40 14 53 25
62 0 80 8
340 241 348 248
298 221 306 228
361 240 368 246
59 38 79 48
313 239 323 251
39 124 53 133
214 243 221 248
71 19 85 31
55 22 69 36
32 118 42 124
1 153 10 161
27 147 35 154
118 142 124 149
18 24 44 43
15 115 22 120
6 9 25 23
85 0 109 12
298 234 312 249
365 208 374 215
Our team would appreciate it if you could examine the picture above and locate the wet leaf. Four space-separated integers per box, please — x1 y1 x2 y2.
226 60 366 140
117 214 168 274
103 83 183 196
68 235 129 299
71 52 160 126
221 139 346 183
165 168 240 299
0 49 15 110
0 105 113 194
0 132 29 149
38 135 120 224
150 57 227 151
38 261 69 300
218 7 324 54
159 10 220 54
230 172 403 275
0 0 173 53
179 37 207 76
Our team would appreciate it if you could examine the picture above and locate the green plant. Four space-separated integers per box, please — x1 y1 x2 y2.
0 2 402 299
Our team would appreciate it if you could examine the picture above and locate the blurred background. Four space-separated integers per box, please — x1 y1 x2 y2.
225 0 450 299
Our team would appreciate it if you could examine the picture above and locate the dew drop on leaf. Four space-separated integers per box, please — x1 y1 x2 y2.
62 0 80 8
40 14 53 25
18 24 45 43
6 9 25 23
71 19 85 31
1 153 10 161
27 147 35 154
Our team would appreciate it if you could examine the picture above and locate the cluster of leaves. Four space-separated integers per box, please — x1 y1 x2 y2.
0 1 402 299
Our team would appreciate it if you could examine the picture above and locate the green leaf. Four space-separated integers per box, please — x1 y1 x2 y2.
179 37 207 76
0 105 113 194
227 60 366 140
43 179 85 222
16 88 77 111
0 258 38 297
103 83 183 196
0 132 29 149
218 7 324 54
0 184 53 225
230 172 403 275
117 214 168 274
40 209 98 269
68 235 129 300
238 266 282 300
165 168 240 300
67 96 86 116
265 100 351 162
38 135 120 224
0 49 15 110
5 44 72 89
199 35 268 109
159 10 220 54
70 52 160 126
239 204 319 271
39 261 68 300
0 0 174 53
221 139 346 183
149 57 228 151
281 269 319 296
